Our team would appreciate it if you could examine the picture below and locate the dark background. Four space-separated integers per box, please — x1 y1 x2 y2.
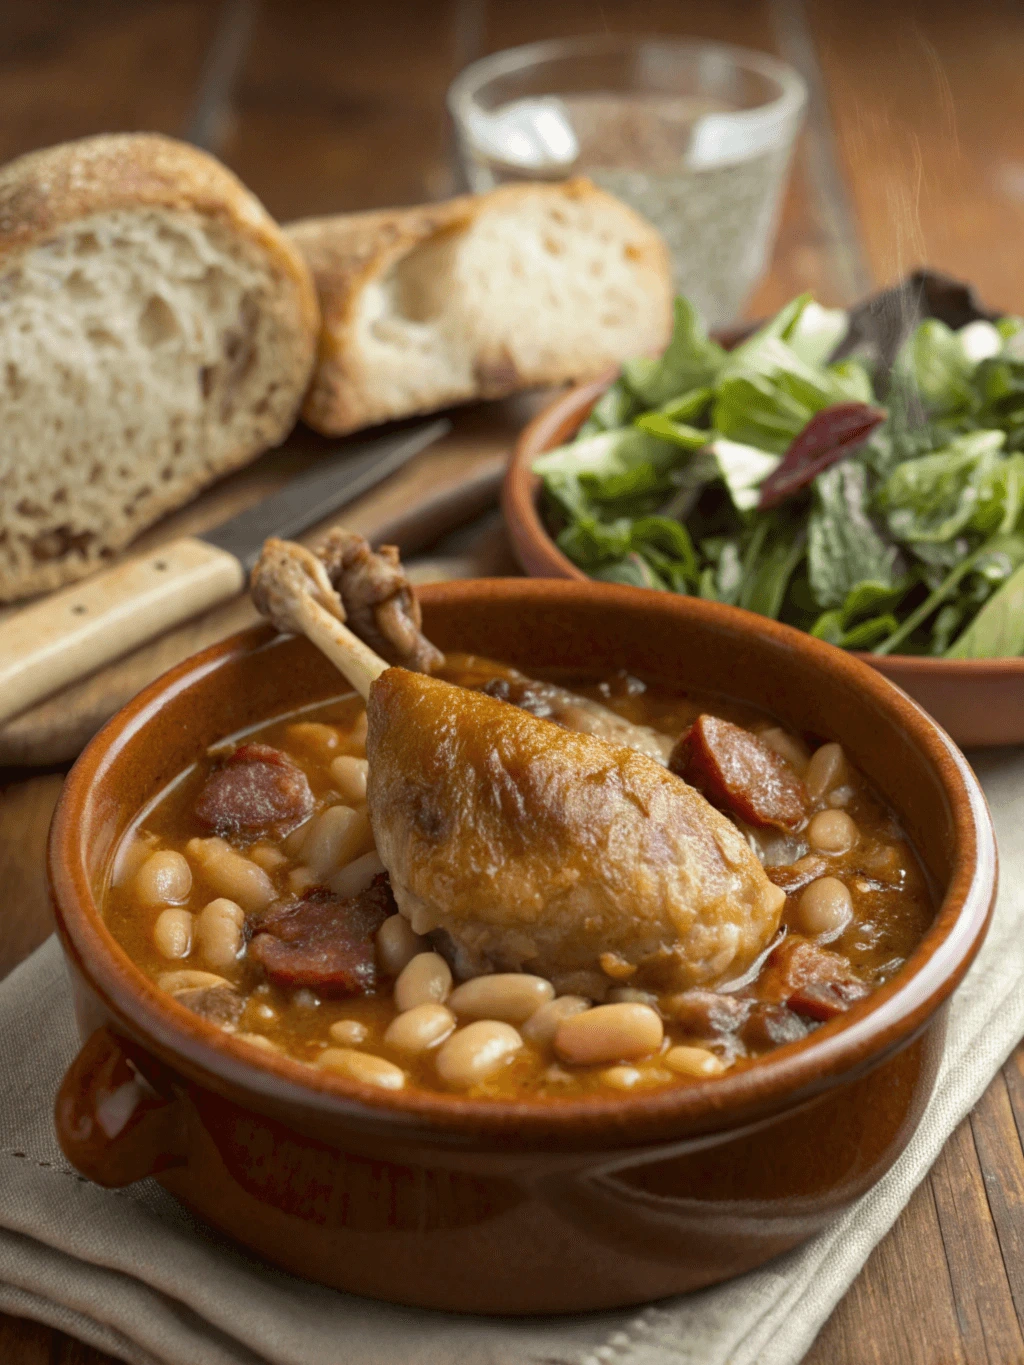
5 0 1024 316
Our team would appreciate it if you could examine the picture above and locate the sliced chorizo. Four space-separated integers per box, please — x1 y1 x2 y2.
195 742 314 839
665 988 751 1043
249 873 396 996
670 715 808 832
757 936 870 1021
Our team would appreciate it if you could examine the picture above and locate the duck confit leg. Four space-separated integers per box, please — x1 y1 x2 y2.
250 538 785 999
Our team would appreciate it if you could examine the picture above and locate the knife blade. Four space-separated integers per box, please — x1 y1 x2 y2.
0 418 451 727
200 417 451 572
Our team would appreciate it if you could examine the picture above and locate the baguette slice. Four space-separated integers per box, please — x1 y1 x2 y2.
288 179 672 436
0 133 319 601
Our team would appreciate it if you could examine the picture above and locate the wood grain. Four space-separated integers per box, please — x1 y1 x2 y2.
807 0 1024 311
0 392 539 765
3 2 1024 1363
0 1 220 163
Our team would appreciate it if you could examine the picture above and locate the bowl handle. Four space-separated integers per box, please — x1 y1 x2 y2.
55 1026 187 1187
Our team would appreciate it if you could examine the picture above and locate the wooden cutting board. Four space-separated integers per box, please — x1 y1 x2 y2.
0 395 540 768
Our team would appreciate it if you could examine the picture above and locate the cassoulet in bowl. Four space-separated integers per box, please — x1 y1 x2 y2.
48 577 995 1314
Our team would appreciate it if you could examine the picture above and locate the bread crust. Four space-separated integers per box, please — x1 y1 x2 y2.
0 134 320 600
287 178 672 435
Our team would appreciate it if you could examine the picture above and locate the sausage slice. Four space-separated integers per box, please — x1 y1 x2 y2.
670 715 808 832
249 874 396 996
195 742 314 838
757 936 870 1021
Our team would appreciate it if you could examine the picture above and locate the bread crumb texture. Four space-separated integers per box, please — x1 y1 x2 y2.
290 179 673 435
0 134 318 601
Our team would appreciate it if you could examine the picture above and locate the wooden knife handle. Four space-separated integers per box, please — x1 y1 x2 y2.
0 537 245 727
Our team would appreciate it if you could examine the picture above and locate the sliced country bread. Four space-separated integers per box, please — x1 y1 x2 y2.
288 178 672 436
0 133 319 601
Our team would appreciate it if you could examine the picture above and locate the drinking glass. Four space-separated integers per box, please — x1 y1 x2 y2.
448 35 807 326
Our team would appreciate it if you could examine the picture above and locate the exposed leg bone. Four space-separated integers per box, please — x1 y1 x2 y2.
252 530 670 761
250 538 389 701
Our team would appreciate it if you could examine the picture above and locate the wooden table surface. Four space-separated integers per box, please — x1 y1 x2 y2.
3 1 1024 1360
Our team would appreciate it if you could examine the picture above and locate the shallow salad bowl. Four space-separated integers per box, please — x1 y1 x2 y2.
503 373 1024 749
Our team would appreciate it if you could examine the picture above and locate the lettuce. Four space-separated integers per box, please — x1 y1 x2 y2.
622 297 726 407
713 338 869 454
808 463 900 608
877 430 1007 543
534 429 686 520
945 561 1024 657
532 286 1024 658
706 439 780 512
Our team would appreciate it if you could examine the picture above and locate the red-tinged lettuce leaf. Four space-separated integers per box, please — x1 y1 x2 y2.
757 402 886 510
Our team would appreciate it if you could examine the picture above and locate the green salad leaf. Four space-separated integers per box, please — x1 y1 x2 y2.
878 430 1006 543
532 286 1024 658
622 297 726 407
945 561 1024 657
707 439 780 512
808 463 900 608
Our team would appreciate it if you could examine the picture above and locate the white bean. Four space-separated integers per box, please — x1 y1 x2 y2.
805 743 846 800
185 837 274 912
345 710 368 756
600 1065 643 1090
521 995 591 1047
798 877 854 937
665 1045 726 1078
285 721 343 757
447 974 555 1025
153 907 193 959
807 809 858 855
435 1021 522 1087
288 867 317 894
300 805 371 878
235 1032 278 1052
329 1019 368 1046
135 850 192 906
158 969 230 993
394 952 452 1011
196 898 244 971
112 833 158 888
317 1048 405 1089
384 1003 455 1054
329 850 384 899
376 915 427 976
599 1065 674 1090
554 1003 664 1066
607 987 659 1007
756 726 810 774
330 755 368 805
249 843 290 872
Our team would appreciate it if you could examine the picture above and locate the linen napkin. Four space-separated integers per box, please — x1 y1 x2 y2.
1 745 1022 1365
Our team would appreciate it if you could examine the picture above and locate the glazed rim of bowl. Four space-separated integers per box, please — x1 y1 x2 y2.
48 579 996 1153
502 372 1024 680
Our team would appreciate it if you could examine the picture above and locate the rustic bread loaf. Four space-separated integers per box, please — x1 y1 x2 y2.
0 133 319 601
287 178 672 436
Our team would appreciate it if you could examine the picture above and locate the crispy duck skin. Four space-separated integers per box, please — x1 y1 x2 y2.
443 654 674 764
367 666 786 998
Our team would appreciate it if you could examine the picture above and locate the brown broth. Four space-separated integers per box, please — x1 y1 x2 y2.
103 658 934 1102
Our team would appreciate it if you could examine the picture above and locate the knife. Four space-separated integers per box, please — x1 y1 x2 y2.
0 418 451 728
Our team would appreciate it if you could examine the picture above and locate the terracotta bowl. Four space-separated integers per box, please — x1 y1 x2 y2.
48 579 996 1315
503 375 1024 748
